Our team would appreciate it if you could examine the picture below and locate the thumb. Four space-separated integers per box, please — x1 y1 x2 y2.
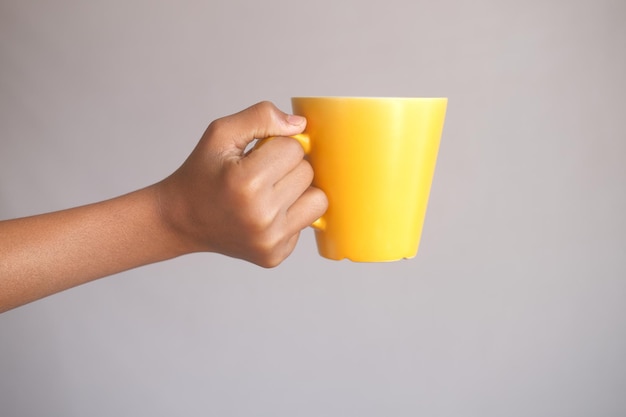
210 101 307 154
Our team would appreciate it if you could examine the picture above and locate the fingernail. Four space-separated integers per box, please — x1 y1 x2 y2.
286 114 306 126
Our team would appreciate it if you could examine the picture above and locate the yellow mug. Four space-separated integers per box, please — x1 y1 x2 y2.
289 96 447 262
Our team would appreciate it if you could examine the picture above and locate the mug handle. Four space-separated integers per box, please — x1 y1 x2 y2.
252 133 325 231
253 133 310 153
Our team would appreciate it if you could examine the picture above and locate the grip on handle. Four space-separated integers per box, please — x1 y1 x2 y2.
254 133 310 154
253 133 325 231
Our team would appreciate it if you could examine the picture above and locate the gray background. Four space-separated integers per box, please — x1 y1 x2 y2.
1 0 625 416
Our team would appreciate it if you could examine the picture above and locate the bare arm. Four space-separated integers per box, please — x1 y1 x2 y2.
0 186 183 312
0 102 328 313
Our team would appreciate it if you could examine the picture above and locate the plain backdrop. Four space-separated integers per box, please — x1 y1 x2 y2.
1 0 625 416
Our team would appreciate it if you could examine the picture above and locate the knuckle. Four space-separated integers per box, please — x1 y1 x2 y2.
255 100 276 115
221 185 276 236
249 233 280 267
299 159 314 183
238 175 264 203
249 101 275 123
255 101 282 128
206 117 226 136
259 256 282 269
308 186 329 214
248 211 276 236
286 137 306 158
248 222 297 269
254 240 286 269
223 165 262 203
265 137 304 162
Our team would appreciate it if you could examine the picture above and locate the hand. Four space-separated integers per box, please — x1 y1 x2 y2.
0 101 328 312
156 101 328 267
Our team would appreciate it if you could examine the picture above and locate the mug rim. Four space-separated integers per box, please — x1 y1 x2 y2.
292 96 447 101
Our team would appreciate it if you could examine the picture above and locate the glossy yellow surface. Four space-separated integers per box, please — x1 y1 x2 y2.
291 96 447 262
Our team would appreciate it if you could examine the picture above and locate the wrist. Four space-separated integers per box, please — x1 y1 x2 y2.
151 179 208 256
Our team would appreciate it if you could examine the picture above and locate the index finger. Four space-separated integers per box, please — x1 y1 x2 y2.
242 136 307 185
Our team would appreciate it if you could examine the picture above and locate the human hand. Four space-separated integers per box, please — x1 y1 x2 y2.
156 101 328 267
0 101 325 311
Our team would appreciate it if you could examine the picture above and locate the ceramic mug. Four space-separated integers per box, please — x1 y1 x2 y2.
267 96 447 262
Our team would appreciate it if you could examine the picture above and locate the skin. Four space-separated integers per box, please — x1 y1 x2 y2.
0 101 328 313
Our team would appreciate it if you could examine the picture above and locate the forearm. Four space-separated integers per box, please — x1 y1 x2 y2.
0 102 327 313
0 184 187 312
